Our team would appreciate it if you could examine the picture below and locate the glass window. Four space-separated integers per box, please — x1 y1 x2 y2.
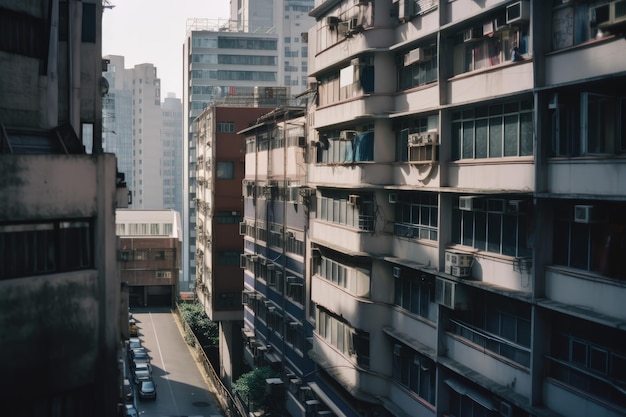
216 161 234 179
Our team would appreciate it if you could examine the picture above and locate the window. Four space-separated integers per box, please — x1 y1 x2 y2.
393 269 435 320
0 219 94 279
452 20 529 76
451 100 534 160
216 161 234 179
316 308 369 368
452 197 532 258
398 44 438 90
550 1 622 51
394 192 438 241
215 211 242 224
81 3 96 43
548 312 626 408
317 190 375 231
552 202 626 279
392 343 436 405
553 91 626 156
316 130 374 164
218 251 241 266
216 122 235 133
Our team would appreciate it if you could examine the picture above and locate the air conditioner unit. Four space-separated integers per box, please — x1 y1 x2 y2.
403 47 429 66
459 196 475 211
574 205 595 223
508 200 523 213
389 193 398 204
408 133 423 145
421 131 439 144
326 16 340 28
463 27 482 42
348 194 360 205
239 221 247 235
445 250 473 278
398 0 417 22
348 17 363 32
506 1 530 24
340 130 356 141
435 277 471 310
483 20 495 36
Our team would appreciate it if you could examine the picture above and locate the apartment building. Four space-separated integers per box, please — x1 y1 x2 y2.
195 105 274 386
238 107 315 417
0 1 125 415
295 1 626 417
116 209 182 308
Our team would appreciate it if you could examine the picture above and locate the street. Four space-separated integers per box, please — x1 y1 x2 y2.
128 308 225 417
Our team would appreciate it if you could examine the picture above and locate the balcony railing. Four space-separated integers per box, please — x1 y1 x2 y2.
358 214 375 232
449 319 530 367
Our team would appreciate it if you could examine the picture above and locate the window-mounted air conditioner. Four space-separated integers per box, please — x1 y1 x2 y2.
463 27 482 42
348 194 360 205
459 196 475 211
393 266 402 278
574 205 595 223
444 250 473 277
389 193 398 204
408 133 423 146
403 47 430 66
506 1 530 24
435 278 471 310
340 130 357 141
239 221 247 235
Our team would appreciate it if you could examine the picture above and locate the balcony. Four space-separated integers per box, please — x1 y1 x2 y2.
314 94 394 129
546 158 626 198
311 276 389 330
310 219 391 256
447 60 534 106
444 321 532 400
446 158 535 191
543 267 626 322
545 36 626 87
309 162 393 187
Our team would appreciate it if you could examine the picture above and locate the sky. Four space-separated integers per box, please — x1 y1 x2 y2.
102 0 231 100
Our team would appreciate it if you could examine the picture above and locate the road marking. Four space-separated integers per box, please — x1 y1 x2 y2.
149 311 179 414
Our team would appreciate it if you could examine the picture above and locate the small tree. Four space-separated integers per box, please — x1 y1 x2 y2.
232 366 280 411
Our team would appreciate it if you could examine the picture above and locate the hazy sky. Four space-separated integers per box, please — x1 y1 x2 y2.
102 0 230 100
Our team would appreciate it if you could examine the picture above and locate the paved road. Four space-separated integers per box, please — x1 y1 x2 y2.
129 307 225 417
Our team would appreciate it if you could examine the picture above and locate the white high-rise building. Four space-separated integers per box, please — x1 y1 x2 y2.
103 56 182 211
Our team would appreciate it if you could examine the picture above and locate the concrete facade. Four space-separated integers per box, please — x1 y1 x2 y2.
300 1 626 417
0 1 124 415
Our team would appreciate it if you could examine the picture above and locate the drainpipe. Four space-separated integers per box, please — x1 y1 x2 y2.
47 0 59 128
69 1 82 134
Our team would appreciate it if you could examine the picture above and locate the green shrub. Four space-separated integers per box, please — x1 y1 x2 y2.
232 366 280 411
178 301 218 348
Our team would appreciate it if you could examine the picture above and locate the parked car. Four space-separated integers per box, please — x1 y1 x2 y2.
123 403 139 417
123 378 133 402
127 337 142 352
137 379 157 400
128 347 149 362
132 362 152 384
